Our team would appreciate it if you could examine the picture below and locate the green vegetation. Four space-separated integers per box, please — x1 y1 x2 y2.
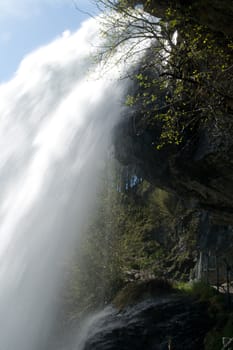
113 278 173 309
175 281 219 300
65 161 199 317
174 281 233 349
96 0 233 149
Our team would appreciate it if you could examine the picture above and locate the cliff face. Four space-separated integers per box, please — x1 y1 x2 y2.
130 0 233 36
113 0 233 278
114 113 233 222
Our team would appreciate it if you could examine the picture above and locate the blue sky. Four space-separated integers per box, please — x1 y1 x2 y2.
0 0 98 82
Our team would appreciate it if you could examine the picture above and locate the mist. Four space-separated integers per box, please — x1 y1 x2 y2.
0 16 132 350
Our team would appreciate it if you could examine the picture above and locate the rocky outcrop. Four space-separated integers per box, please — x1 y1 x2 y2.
82 296 211 350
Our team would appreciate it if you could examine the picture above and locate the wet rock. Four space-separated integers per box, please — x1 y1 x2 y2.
82 296 211 350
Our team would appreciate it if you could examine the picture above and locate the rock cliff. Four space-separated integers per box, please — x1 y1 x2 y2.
113 0 233 280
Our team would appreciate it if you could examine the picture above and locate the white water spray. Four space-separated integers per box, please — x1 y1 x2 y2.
0 16 143 350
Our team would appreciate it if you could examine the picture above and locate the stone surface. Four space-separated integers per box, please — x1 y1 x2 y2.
113 113 233 223
82 296 211 350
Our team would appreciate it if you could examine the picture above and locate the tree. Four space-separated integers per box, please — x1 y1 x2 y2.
94 0 233 148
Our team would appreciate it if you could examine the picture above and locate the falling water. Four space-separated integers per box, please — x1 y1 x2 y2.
0 15 148 350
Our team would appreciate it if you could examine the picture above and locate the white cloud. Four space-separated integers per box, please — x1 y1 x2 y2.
62 30 71 38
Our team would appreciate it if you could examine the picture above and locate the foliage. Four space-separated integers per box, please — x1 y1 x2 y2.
95 0 233 148
65 161 197 317
113 278 173 309
205 311 233 349
175 281 224 309
65 162 167 316
174 281 233 349
189 281 217 300
174 281 193 293
64 164 124 316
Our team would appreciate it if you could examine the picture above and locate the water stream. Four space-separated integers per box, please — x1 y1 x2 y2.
0 16 139 350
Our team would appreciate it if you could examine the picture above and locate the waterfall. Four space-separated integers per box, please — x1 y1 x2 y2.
0 15 149 350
